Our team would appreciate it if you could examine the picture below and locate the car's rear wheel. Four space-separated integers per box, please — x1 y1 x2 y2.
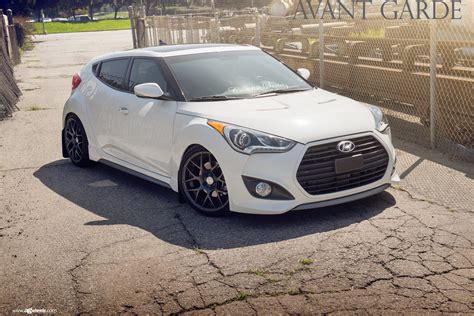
64 114 92 167
180 147 229 216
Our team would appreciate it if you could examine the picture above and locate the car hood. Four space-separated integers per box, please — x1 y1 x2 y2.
177 89 375 144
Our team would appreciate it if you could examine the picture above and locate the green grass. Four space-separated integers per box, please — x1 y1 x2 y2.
300 258 314 265
288 288 302 295
32 19 131 34
236 292 249 301
27 105 48 111
94 11 129 20
252 270 267 277
193 247 205 254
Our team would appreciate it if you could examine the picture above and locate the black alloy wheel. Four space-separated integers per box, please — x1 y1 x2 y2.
64 115 91 167
180 147 229 216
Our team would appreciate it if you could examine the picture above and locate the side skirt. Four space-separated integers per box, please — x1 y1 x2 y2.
99 159 172 189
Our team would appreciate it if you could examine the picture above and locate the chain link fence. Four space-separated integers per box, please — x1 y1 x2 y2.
130 3 473 163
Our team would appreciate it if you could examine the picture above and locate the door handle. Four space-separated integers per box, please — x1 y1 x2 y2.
118 107 129 115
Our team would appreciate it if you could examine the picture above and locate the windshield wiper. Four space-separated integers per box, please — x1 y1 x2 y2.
253 88 311 97
189 95 244 102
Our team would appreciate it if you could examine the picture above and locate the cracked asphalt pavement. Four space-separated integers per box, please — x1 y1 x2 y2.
1 31 473 314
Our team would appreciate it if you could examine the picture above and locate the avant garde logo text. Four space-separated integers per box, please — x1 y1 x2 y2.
294 0 463 20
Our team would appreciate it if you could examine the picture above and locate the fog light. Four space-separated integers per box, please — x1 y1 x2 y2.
255 182 272 197
242 176 294 200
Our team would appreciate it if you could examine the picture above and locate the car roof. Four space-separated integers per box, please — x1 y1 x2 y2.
90 44 261 63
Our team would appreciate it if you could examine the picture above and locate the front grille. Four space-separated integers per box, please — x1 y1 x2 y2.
296 135 389 195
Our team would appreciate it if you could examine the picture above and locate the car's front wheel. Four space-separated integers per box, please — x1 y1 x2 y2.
180 146 229 216
64 114 92 167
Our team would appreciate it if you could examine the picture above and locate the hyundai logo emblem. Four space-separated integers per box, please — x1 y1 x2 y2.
337 141 356 153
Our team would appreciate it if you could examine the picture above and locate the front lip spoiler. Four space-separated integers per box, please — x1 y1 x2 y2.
292 184 390 211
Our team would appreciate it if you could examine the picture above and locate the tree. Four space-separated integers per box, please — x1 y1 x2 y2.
56 0 83 18
85 0 104 19
0 0 61 17
0 0 36 16
142 0 160 15
111 0 132 19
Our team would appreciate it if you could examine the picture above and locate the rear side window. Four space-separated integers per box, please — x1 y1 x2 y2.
128 58 170 95
97 58 129 90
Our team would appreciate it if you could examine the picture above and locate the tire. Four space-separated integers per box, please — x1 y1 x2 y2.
179 146 230 216
63 114 92 167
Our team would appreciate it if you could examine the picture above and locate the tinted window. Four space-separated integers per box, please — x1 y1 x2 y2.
164 50 311 100
98 58 129 90
128 58 171 96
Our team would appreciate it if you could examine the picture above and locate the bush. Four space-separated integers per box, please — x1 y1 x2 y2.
11 17 35 50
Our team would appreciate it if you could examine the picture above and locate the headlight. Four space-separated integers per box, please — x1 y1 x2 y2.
367 105 390 133
208 121 296 155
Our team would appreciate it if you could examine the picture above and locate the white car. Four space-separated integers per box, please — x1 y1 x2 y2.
62 44 399 216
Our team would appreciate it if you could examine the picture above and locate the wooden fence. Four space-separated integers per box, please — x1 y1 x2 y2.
0 9 21 119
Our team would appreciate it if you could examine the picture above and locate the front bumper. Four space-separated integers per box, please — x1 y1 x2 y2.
222 131 397 215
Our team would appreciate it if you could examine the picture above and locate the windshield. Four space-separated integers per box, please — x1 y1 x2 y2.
164 50 312 101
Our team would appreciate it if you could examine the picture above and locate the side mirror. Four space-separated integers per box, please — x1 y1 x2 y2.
297 68 311 80
134 83 164 99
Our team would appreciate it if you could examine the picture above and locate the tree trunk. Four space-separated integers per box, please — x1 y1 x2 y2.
89 0 94 20
145 2 152 15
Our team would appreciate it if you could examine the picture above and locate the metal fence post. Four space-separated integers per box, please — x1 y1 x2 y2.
41 9 47 35
134 5 147 48
429 19 437 149
128 6 137 48
140 5 149 47
214 13 220 43
255 12 261 47
189 15 194 44
319 18 324 89
167 17 173 44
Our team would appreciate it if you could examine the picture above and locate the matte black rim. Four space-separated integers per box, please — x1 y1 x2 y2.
65 118 84 163
182 151 228 212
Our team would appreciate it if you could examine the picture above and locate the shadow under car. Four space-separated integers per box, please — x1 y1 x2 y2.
33 160 396 250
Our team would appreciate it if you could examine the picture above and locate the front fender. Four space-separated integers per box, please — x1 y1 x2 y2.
169 114 249 193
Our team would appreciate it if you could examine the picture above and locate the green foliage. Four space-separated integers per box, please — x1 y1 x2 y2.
32 19 130 34
13 21 35 50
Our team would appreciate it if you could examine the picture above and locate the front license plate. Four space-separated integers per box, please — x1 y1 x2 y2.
335 155 364 174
